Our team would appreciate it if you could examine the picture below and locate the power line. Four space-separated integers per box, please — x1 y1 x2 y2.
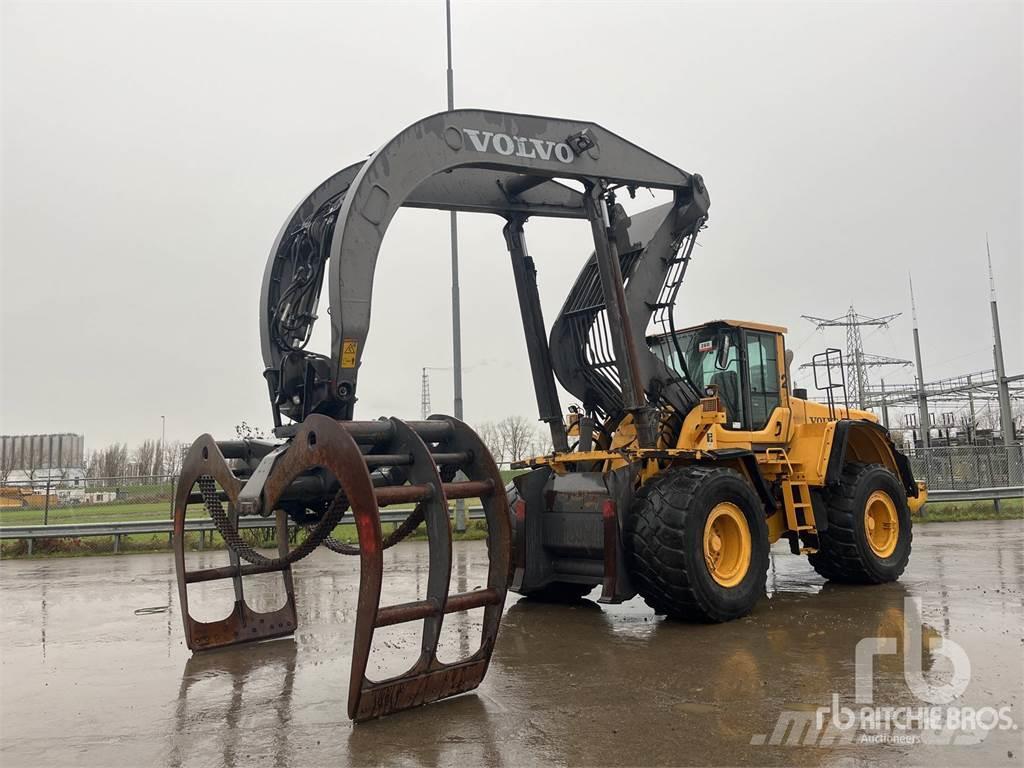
800 306 912 409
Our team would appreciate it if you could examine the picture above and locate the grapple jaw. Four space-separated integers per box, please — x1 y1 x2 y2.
172 414 511 721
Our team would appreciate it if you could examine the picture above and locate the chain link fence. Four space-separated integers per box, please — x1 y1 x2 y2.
2 444 1021 526
905 444 1024 491
0 474 177 525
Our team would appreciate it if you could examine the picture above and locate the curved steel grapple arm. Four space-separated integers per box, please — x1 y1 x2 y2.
260 108 703 425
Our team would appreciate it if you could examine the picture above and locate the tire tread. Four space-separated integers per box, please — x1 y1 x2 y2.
626 465 767 623
808 462 912 584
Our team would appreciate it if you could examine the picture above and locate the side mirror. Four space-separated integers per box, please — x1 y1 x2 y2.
715 335 732 370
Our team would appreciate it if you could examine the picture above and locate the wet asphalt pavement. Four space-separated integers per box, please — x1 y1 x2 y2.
1 519 1021 767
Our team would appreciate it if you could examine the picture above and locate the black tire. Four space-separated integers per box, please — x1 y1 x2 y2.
523 582 595 603
625 465 769 623
808 462 912 584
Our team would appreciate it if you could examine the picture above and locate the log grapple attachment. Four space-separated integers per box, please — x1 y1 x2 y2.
175 109 712 721
173 415 510 721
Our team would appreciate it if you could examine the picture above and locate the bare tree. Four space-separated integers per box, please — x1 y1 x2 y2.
163 441 188 478
85 450 102 479
0 448 15 486
529 425 554 457
497 416 534 463
152 442 165 477
135 440 158 477
475 421 504 463
99 443 129 480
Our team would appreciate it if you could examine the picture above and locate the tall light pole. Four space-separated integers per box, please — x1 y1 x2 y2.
446 0 466 533
909 275 930 448
160 415 166 481
987 236 1014 446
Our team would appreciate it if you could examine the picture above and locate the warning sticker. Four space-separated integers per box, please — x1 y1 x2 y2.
698 340 714 353
341 339 359 368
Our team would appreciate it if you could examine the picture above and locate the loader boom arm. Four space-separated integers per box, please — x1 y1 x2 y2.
259 109 709 444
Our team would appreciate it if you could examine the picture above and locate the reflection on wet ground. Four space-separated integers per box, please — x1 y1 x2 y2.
1 520 1021 766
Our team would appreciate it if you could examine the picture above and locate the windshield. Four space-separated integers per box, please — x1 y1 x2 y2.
650 327 745 426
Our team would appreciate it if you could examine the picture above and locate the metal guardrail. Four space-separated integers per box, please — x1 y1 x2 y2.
0 507 488 554
2 487 1021 557
924 487 1023 503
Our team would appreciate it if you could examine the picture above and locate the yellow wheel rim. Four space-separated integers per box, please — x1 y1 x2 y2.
865 490 899 558
703 502 752 588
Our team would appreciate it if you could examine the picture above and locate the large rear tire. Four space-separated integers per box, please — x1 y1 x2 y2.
808 462 912 584
625 465 769 622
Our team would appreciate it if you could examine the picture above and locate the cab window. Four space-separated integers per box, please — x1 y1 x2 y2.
746 331 780 430
649 328 745 429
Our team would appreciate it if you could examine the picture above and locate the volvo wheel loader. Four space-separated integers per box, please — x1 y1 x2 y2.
172 109 926 721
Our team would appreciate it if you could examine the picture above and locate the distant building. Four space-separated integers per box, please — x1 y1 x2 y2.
0 433 86 488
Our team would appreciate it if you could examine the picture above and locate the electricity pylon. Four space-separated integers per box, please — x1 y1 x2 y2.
801 307 912 409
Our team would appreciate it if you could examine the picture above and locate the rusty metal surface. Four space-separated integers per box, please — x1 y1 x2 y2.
172 413 512 722
354 659 491 722
374 480 493 507
173 435 298 651
351 414 511 722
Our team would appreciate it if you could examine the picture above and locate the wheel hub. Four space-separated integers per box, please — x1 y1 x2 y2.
703 502 752 588
864 490 899 558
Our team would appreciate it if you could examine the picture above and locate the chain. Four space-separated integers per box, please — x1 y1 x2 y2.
199 475 348 567
199 463 462 564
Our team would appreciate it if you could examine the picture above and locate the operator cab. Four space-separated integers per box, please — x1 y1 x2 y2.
649 320 788 431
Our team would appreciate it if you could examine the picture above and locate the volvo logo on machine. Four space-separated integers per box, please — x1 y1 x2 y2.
462 128 575 164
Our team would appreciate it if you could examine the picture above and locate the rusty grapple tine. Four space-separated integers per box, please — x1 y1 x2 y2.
242 415 384 720
173 435 297 650
351 414 512 722
431 414 512 670
387 417 452 668
350 417 452 720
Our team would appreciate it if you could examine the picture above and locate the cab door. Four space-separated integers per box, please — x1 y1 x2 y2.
712 330 791 448
743 330 788 441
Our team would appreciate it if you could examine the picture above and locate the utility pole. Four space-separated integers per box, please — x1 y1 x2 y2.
966 373 977 444
446 0 466 533
910 275 930 448
159 414 167 481
987 236 1014 446
163 414 172 544
879 379 890 429
43 437 52 526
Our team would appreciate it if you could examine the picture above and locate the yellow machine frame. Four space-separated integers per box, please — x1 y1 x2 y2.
519 320 926 549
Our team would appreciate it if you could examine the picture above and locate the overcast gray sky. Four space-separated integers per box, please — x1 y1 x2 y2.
2 0 1021 451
